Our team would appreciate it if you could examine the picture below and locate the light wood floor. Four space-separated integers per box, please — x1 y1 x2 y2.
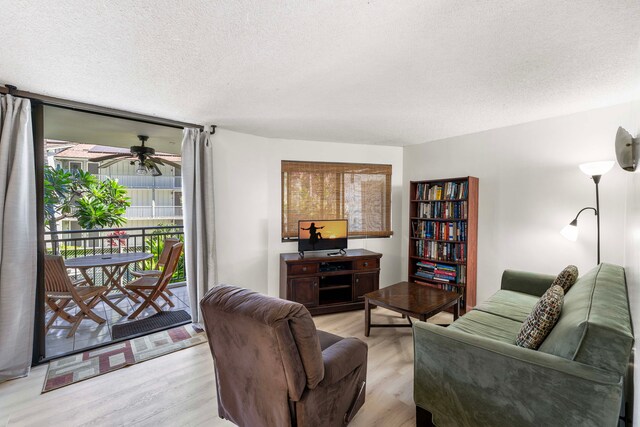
0 308 452 427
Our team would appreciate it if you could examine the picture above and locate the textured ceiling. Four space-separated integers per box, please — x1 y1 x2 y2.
2 1 640 146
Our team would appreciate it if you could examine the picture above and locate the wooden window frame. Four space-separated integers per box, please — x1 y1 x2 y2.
281 160 393 240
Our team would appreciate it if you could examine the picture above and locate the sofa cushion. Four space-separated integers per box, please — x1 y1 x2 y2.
448 310 523 344
474 290 539 323
538 264 634 375
515 285 564 349
500 269 555 297
552 265 579 292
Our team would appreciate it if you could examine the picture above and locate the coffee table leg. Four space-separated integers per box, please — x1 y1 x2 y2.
364 297 371 337
453 299 460 321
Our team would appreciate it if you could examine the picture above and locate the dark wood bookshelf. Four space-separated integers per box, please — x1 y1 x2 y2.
409 177 478 310
410 217 468 221
410 237 467 243
409 275 465 287
409 255 467 265
410 198 467 202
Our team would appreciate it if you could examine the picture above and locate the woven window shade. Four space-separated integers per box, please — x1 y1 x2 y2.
282 161 392 239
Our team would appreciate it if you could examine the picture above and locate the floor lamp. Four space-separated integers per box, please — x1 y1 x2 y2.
560 160 614 265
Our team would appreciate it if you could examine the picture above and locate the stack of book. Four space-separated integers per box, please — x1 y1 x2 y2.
415 261 458 283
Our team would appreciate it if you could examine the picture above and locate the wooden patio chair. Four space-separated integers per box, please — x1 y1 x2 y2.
44 255 108 338
131 237 180 297
125 242 184 320
131 237 180 278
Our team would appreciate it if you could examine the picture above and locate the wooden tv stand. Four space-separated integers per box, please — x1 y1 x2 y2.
280 249 382 315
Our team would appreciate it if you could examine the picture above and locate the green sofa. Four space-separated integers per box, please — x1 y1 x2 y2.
413 263 634 427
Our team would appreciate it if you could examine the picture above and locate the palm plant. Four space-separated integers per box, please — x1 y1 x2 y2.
44 165 131 231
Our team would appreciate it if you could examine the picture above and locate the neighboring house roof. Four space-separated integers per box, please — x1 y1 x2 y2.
45 141 181 163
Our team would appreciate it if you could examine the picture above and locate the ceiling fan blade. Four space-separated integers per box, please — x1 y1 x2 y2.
143 159 163 176
151 163 162 177
99 158 126 168
93 153 129 162
149 156 181 169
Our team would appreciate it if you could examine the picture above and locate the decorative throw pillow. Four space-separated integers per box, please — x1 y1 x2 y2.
515 285 564 349
552 265 579 292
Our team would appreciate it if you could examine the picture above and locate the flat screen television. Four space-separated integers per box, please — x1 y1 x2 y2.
298 219 348 255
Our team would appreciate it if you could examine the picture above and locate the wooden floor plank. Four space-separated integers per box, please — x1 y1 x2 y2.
0 308 451 426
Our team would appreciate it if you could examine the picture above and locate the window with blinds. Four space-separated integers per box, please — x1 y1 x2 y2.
282 161 392 239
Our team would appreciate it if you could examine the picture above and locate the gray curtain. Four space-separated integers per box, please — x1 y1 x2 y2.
182 128 217 324
0 95 36 382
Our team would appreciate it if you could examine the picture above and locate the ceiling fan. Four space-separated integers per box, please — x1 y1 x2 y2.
93 135 180 176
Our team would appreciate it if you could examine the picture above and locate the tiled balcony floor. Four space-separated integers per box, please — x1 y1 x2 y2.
44 284 191 359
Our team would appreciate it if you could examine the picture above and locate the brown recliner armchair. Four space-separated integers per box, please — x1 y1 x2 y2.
200 284 368 427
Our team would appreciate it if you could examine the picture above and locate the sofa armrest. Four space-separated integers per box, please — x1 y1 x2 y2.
500 269 555 297
320 337 367 385
413 322 623 427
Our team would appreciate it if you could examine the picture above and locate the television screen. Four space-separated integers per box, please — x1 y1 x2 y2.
298 220 348 253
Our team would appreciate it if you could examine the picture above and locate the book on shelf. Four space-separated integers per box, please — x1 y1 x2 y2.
416 201 468 219
414 240 467 262
415 181 469 201
411 220 467 241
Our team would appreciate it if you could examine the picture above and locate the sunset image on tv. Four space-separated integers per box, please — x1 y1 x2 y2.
298 220 348 252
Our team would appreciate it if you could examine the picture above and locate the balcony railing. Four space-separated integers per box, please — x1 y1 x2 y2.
44 225 186 285
125 205 183 219
65 205 183 220
97 174 182 189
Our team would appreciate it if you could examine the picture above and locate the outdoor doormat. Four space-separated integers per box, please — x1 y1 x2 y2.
111 310 192 340
42 323 206 393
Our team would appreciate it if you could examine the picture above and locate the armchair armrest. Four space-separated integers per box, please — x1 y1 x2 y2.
500 269 555 297
321 337 367 385
413 322 622 427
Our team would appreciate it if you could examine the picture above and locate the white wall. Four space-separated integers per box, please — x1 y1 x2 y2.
212 129 404 296
404 102 638 305
622 100 640 426
625 169 640 426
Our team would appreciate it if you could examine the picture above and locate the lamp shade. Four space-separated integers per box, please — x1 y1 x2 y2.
579 161 614 177
560 221 578 241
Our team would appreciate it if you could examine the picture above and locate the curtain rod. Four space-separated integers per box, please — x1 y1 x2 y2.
1 84 206 131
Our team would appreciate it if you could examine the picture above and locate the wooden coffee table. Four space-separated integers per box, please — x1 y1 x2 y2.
364 281 461 337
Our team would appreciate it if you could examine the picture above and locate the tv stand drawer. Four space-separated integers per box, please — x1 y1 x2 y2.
289 263 319 275
355 259 379 270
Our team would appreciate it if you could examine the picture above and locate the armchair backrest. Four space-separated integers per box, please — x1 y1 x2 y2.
200 284 324 427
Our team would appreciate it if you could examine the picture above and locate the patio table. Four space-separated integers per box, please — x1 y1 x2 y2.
65 252 153 316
